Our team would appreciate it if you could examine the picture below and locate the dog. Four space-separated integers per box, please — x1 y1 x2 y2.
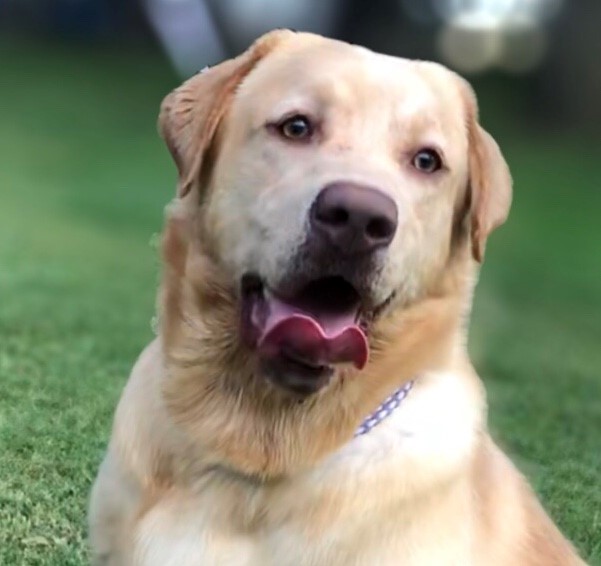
88 30 585 565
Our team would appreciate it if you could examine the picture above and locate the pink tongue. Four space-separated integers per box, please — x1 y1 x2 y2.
254 296 369 369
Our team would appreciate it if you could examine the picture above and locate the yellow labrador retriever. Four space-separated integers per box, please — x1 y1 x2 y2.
88 30 585 565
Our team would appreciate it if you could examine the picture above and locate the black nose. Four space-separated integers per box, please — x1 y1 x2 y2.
310 182 398 255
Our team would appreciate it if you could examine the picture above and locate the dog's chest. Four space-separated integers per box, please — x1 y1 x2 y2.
133 373 477 565
134 442 472 566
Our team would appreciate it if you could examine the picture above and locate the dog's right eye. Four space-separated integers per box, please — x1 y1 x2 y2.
276 115 314 142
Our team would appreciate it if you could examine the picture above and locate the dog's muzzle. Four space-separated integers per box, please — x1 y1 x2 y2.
240 181 398 397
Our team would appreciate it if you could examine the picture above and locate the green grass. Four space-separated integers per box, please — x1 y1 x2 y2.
1 36 600 565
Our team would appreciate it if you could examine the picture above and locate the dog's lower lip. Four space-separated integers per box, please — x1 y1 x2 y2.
261 354 334 397
281 347 328 371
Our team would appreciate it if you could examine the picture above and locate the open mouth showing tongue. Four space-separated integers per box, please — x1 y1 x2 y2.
241 275 370 382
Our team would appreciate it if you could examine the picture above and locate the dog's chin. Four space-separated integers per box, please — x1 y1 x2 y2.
240 273 395 397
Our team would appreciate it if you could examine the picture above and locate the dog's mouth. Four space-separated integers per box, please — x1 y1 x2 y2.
241 273 390 394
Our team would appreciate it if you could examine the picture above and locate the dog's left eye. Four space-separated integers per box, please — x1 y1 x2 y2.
277 115 314 141
412 149 442 173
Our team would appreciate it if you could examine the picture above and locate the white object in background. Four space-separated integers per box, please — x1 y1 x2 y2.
434 0 563 73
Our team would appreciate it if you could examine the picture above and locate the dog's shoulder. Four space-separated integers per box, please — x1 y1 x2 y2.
110 339 175 482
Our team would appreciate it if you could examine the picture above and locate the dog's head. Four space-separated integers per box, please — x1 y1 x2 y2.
158 30 511 474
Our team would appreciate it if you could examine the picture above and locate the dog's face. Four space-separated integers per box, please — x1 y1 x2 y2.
160 30 512 399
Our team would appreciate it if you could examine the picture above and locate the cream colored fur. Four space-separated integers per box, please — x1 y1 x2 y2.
88 30 585 565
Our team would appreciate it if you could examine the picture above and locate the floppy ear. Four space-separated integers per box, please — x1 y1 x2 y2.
461 83 513 262
158 29 294 198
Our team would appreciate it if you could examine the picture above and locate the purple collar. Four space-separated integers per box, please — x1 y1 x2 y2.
355 381 414 437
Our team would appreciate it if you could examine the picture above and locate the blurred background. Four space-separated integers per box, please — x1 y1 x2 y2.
1 0 600 564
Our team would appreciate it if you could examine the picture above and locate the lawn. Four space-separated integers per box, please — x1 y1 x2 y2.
1 36 600 565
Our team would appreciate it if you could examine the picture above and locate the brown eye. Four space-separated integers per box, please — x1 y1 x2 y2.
278 115 313 141
412 149 442 173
